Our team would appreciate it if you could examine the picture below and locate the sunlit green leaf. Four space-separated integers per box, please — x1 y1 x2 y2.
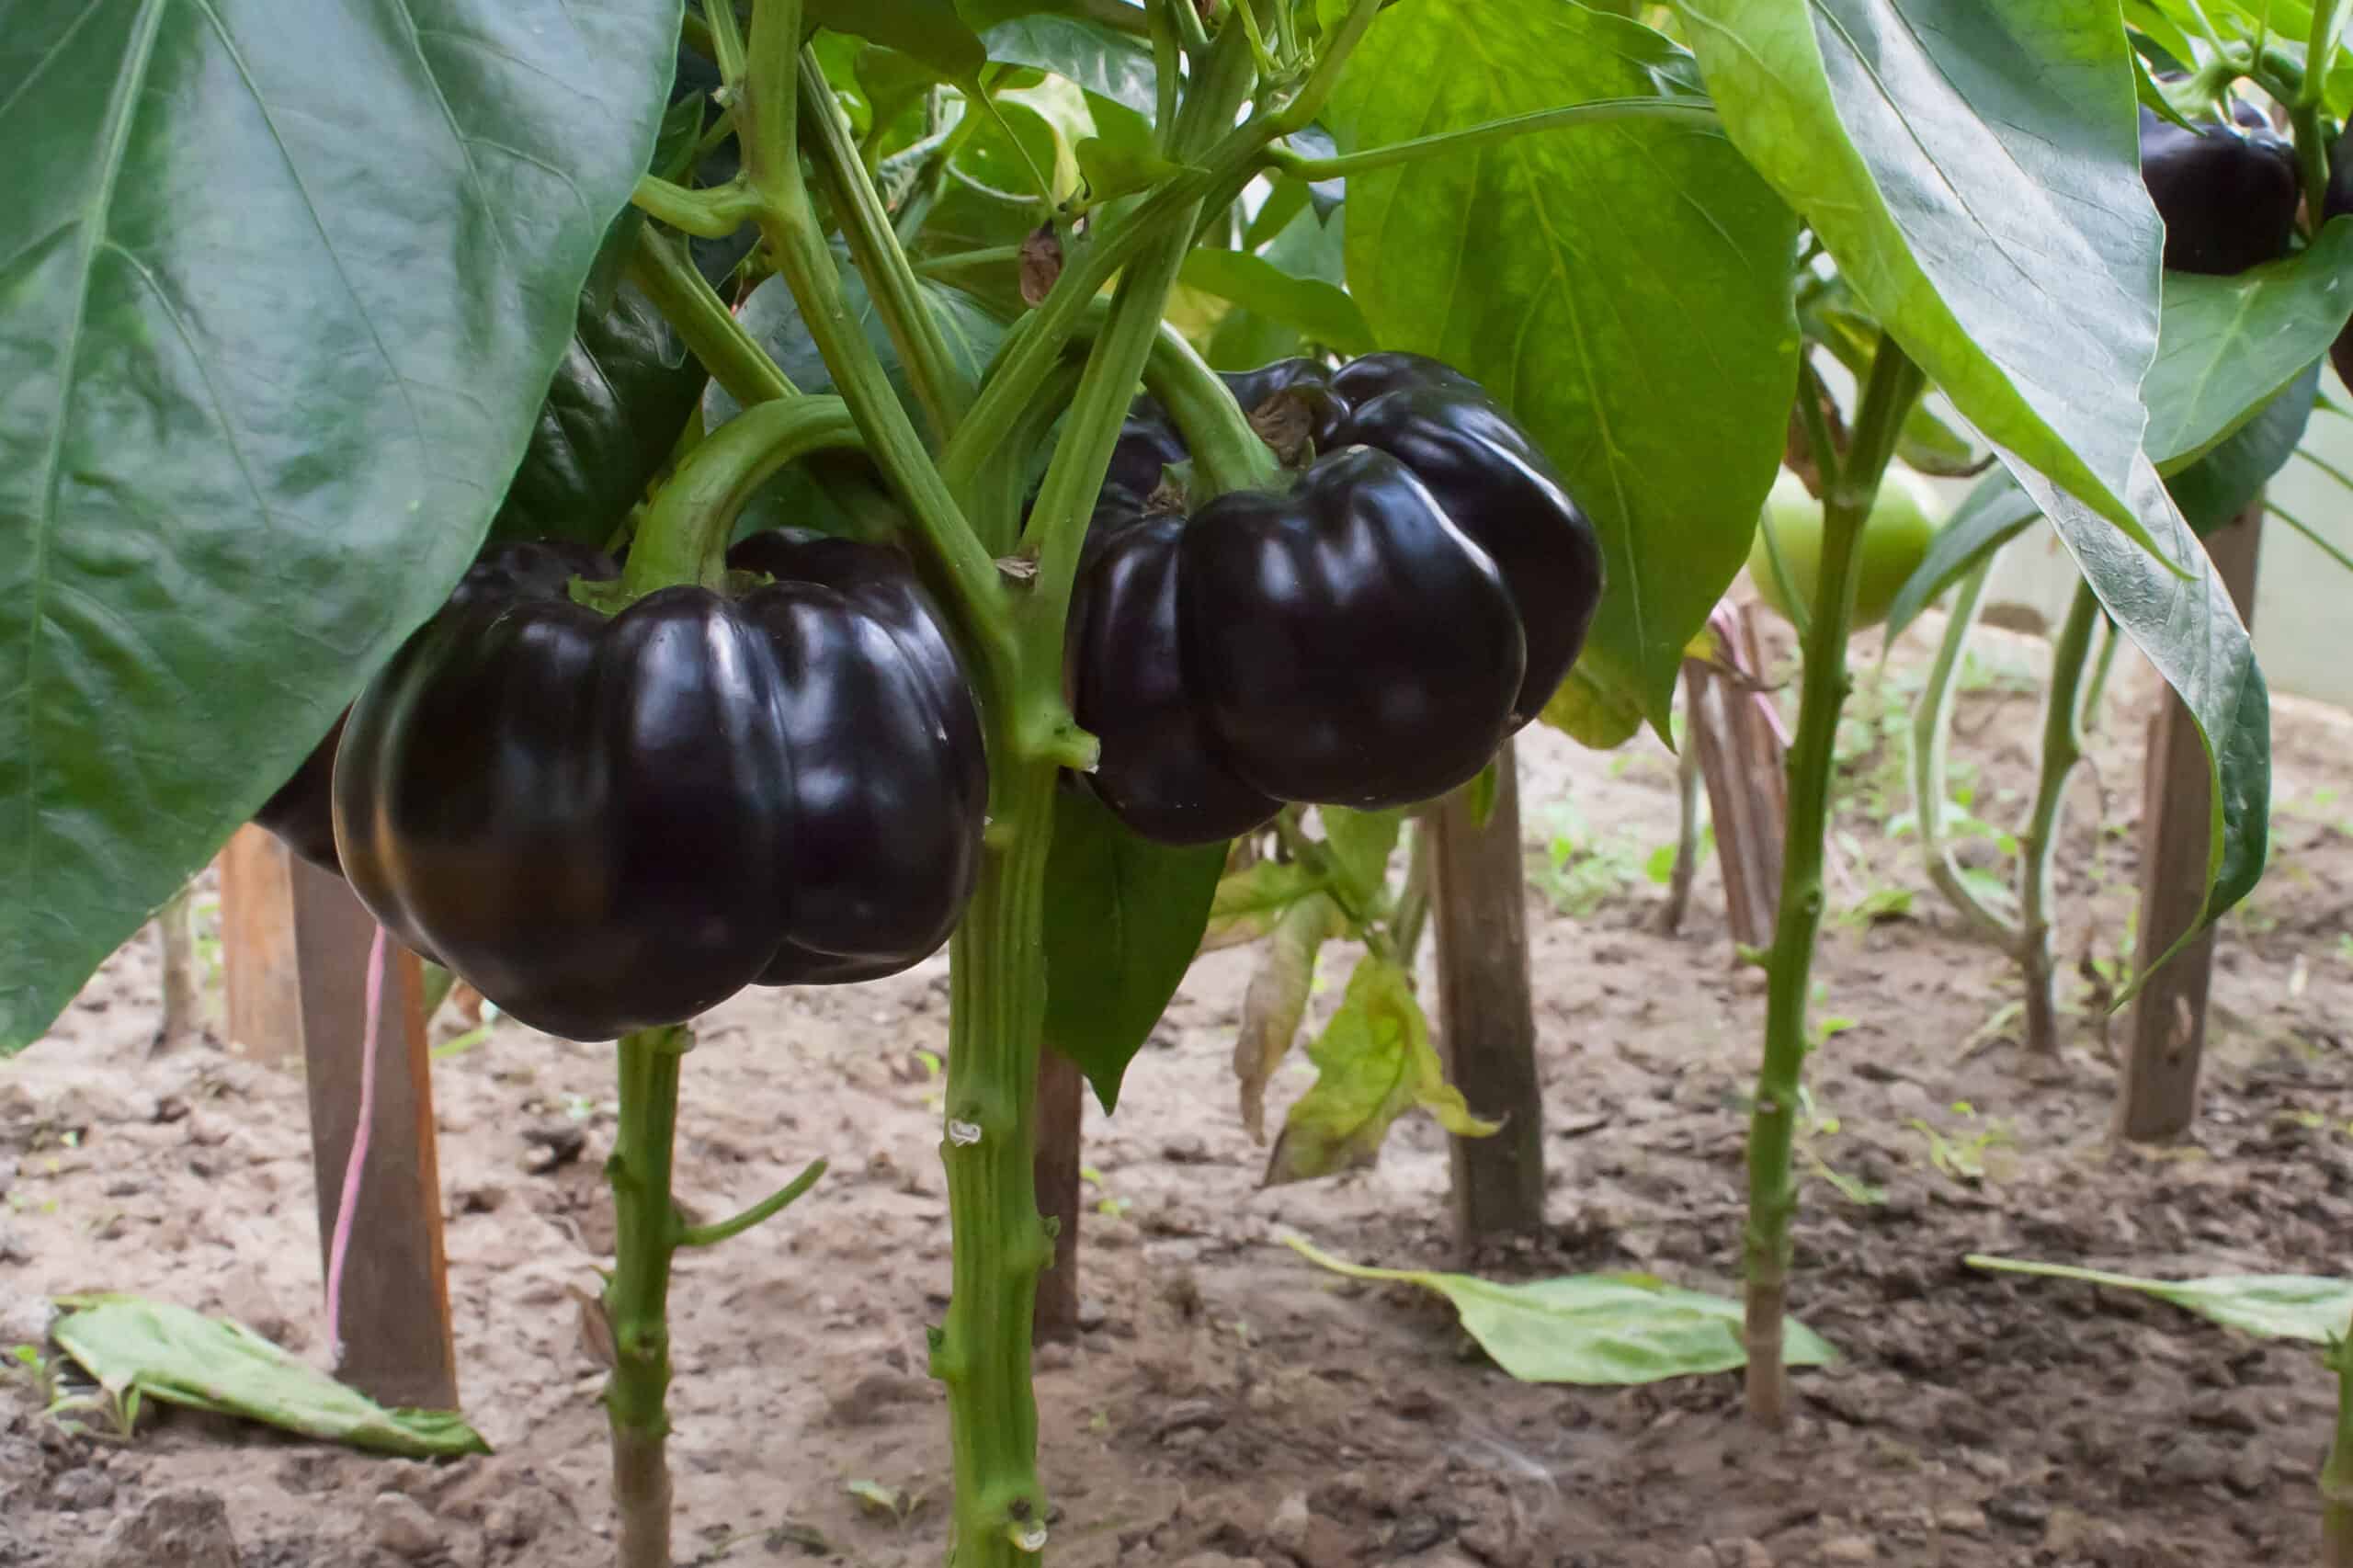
1333 0 1799 735
1968 1256 2353 1343
1288 1237 1840 1383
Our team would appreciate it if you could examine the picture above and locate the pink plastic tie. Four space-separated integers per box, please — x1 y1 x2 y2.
324 923 388 1371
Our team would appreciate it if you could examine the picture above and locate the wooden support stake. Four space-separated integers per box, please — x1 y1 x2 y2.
1032 1047 1085 1346
218 825 305 1065
1688 608 1787 953
222 833 460 1410
2118 505 2263 1142
1431 736 1545 1244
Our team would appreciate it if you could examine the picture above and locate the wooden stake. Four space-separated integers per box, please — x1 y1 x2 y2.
2117 504 2263 1143
218 826 305 1064
1689 608 1787 952
1031 1047 1084 1346
1431 737 1545 1244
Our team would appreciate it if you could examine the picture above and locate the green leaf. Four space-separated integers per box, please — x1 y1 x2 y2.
0 0 678 1053
1178 247 1377 357
1320 807 1402 911
1678 0 2171 560
1265 955 1495 1185
813 0 987 82
1205 859 1330 948
1539 664 1646 751
1074 131 1188 202
1286 1237 1840 1383
1041 789 1225 1113
2144 222 2353 473
489 283 707 551
1882 469 2044 639
1333 0 1801 734
52 1294 487 1457
2165 360 2321 538
982 15 1159 119
709 267 1007 426
1966 1256 2353 1344
2000 450 2268 935
1234 891 1346 1141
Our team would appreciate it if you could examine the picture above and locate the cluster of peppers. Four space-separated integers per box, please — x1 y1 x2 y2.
255 353 1602 1038
1073 352 1603 845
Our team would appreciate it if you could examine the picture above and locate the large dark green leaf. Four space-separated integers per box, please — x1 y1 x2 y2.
2144 222 2353 472
2004 449 2268 935
0 0 679 1053
1331 0 1800 733
1041 790 1226 1113
1882 469 2043 639
2165 361 2321 537
1677 0 2171 560
488 282 707 550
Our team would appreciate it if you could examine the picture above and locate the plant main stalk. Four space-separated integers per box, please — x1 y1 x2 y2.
605 1026 689 1568
937 767 1060 1565
2016 580 2102 1054
1745 342 1924 1428
2324 1324 2353 1567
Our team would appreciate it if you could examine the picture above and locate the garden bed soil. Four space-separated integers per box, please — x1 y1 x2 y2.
5 613 2351 1568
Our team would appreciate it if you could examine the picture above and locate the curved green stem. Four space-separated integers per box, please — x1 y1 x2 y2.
1149 0 1182 140
999 301 1281 497
631 174 760 239
1266 97 1721 180
741 0 1017 708
620 398 863 596
916 244 1027 281
798 49 972 439
625 227 798 410
2015 579 2101 1054
674 1158 827 1249
606 1025 691 1568
1745 338 1924 1430
1273 0 1381 133
942 24 1274 501
1910 554 2017 946
2323 1323 2353 1567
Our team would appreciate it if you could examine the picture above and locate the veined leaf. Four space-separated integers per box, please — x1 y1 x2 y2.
1332 0 1800 734
1288 1236 1839 1383
1968 1256 2353 1344
2165 360 2321 537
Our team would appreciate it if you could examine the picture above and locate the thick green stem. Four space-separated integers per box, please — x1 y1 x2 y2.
631 174 761 238
1266 97 1719 180
1910 555 2017 947
625 227 797 410
940 28 1269 499
936 768 1060 1566
605 1026 691 1568
798 50 972 439
621 398 863 595
1745 340 1925 1429
2016 579 2101 1055
2324 1328 2353 1566
1000 301 1280 498
741 0 1017 711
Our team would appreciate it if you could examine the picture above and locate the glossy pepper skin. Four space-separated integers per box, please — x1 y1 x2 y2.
251 541 617 875
2325 123 2353 391
331 533 985 1040
1072 354 1600 845
2138 102 2299 277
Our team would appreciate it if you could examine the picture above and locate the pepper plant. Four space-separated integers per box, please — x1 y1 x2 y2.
1 0 2308 1560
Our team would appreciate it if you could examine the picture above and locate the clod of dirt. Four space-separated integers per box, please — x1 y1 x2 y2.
824 1371 931 1427
369 1488 444 1558
519 1122 587 1174
51 1464 115 1511
97 1487 239 1568
1266 1491 1311 1553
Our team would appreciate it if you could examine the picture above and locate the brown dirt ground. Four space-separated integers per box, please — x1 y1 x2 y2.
5 612 2352 1568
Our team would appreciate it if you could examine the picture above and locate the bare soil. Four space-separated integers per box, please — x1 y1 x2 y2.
6 614 2352 1568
